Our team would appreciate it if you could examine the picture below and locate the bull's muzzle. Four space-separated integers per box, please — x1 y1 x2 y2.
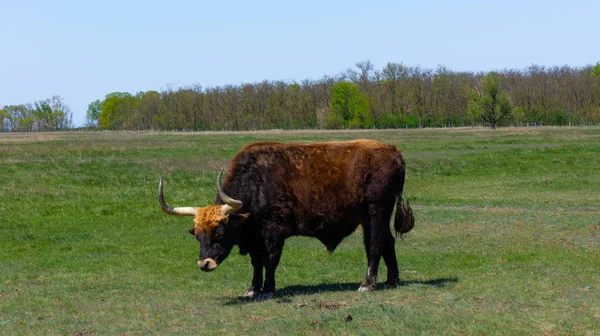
198 258 218 272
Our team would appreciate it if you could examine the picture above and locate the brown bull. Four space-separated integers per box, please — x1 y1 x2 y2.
159 139 414 299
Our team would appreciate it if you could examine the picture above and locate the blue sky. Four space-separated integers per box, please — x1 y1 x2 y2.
1 0 599 126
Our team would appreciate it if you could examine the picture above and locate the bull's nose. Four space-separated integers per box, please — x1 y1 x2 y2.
197 258 218 272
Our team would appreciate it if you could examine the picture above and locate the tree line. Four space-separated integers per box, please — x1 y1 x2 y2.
3 62 599 132
1 96 73 132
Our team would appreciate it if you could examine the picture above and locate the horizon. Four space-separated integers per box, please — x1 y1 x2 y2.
2 0 599 127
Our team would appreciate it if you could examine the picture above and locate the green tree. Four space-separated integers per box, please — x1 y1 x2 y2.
327 81 372 129
86 100 102 128
98 92 137 129
467 72 513 129
592 62 600 78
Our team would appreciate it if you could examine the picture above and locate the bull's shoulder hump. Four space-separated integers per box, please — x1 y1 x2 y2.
241 142 283 151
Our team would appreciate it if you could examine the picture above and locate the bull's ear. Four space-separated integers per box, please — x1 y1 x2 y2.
228 213 250 227
189 227 197 235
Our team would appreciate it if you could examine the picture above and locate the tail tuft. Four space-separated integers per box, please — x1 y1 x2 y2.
394 197 415 238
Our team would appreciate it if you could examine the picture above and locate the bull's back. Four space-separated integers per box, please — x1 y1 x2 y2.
230 140 403 222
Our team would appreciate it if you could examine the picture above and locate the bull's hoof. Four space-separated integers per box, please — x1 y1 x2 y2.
384 279 400 288
256 292 274 300
358 284 375 292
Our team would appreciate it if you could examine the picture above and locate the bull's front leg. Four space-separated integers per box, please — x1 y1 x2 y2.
260 237 285 299
244 250 263 298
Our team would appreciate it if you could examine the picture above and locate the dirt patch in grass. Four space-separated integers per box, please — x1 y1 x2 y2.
315 300 347 310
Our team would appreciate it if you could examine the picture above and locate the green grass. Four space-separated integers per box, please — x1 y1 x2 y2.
1 127 599 335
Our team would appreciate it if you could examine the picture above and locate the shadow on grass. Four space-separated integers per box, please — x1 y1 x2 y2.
222 277 458 305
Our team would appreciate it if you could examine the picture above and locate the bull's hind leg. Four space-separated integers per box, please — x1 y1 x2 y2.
381 231 400 287
359 223 379 292
359 202 395 292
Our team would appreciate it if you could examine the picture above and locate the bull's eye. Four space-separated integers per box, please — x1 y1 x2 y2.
212 227 225 240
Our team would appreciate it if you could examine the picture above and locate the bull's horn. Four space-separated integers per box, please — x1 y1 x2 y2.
158 177 197 216
216 169 242 216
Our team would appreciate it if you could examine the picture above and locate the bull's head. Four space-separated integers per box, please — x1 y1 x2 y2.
158 169 248 272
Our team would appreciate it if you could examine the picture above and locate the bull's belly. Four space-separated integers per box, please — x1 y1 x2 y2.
294 217 363 252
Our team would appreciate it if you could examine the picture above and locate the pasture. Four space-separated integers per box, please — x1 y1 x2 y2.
1 127 599 335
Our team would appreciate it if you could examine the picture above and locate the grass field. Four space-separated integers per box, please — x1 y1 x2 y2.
1 127 599 335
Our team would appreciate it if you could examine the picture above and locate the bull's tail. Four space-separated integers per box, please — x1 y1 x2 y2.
393 153 414 238
394 196 415 238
